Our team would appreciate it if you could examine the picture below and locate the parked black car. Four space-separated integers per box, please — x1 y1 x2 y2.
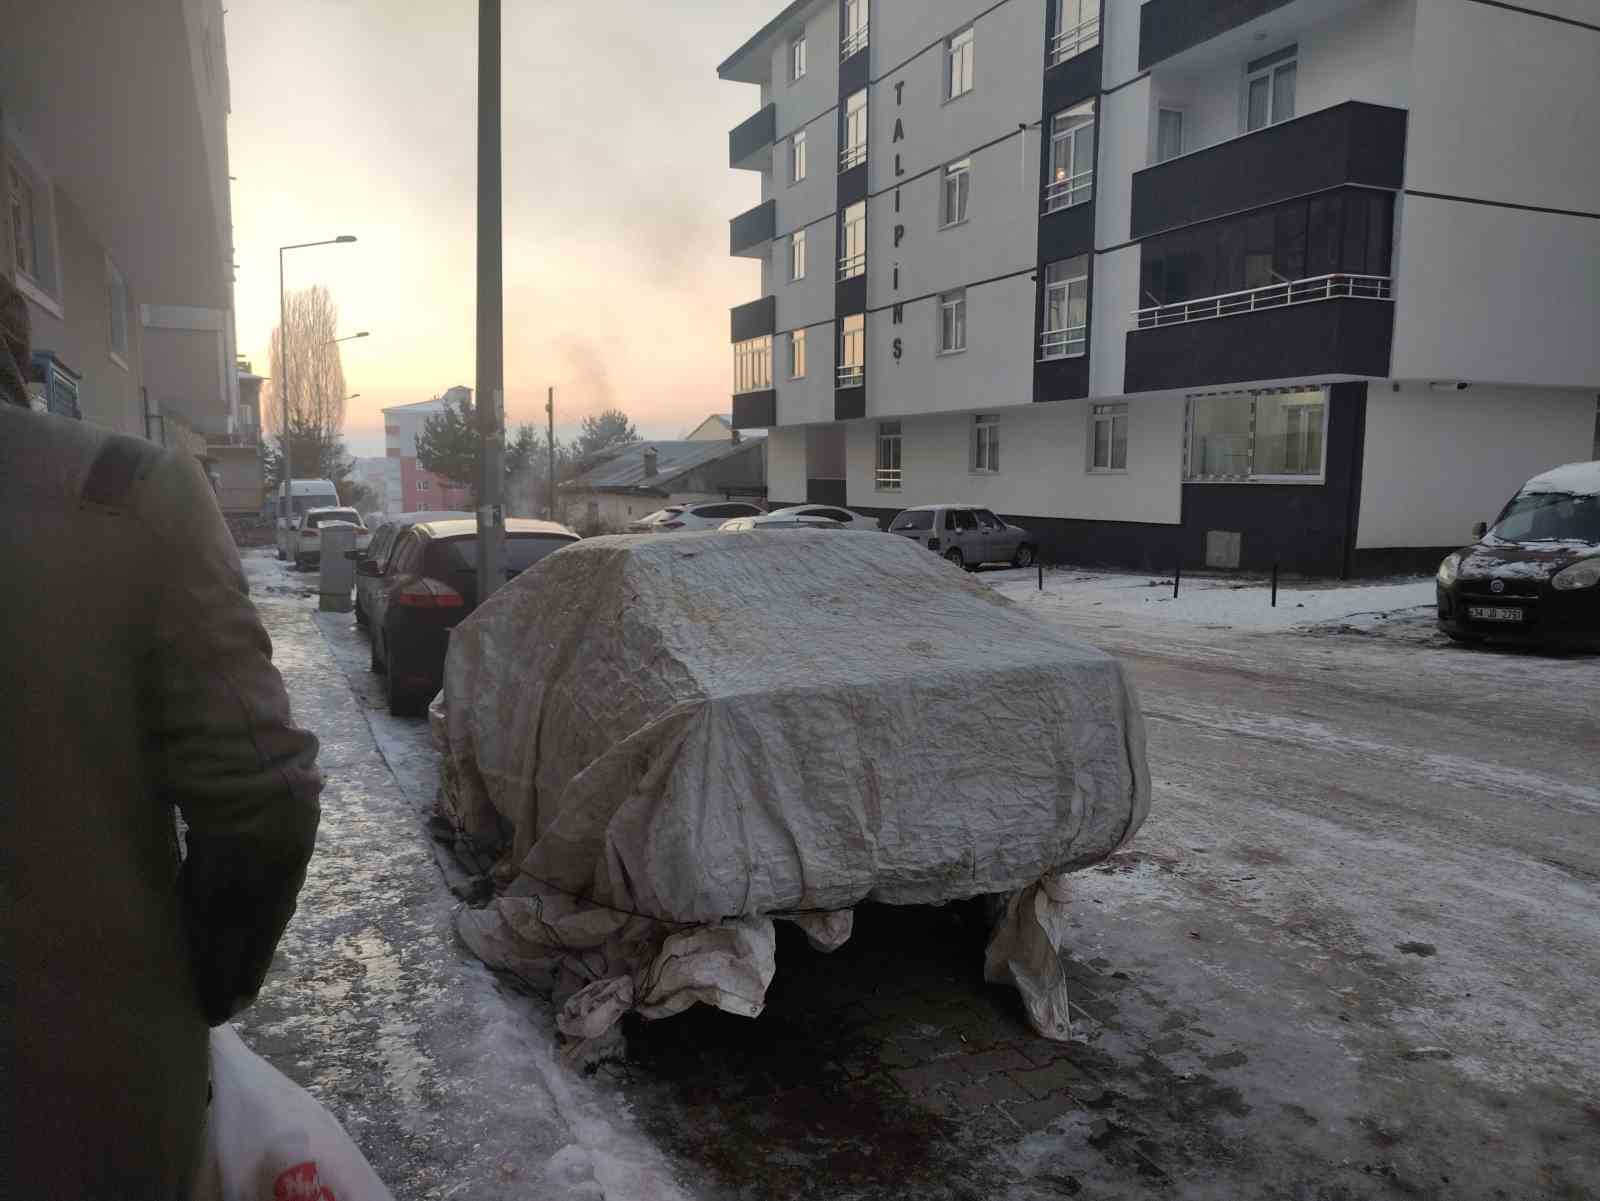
351 510 471 629
362 518 580 714
1435 461 1600 648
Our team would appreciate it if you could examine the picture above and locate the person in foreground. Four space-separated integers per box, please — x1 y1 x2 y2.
0 272 324 1198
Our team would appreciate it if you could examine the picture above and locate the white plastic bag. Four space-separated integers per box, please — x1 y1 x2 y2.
198 1025 396 1201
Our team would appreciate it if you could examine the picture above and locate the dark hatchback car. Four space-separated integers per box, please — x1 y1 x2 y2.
1436 461 1600 648
362 517 580 714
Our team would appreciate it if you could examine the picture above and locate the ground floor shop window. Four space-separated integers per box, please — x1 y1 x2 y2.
876 421 902 490
1185 386 1325 481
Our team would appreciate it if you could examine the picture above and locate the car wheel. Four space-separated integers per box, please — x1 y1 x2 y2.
1012 544 1036 569
354 599 368 628
944 548 965 570
370 630 386 675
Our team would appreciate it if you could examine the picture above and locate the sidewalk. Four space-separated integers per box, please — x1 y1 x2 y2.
237 550 690 1201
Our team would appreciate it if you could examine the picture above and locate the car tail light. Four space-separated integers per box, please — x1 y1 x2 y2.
659 521 685 529
301 528 318 540
397 578 465 609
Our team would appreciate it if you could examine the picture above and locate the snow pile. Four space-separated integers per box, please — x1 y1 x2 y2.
438 530 1150 1049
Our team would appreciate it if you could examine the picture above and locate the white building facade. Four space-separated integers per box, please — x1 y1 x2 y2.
719 0 1600 575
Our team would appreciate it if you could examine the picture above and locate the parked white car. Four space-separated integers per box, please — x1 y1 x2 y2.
719 514 845 531
627 501 765 532
290 506 370 570
764 504 883 531
888 504 1038 570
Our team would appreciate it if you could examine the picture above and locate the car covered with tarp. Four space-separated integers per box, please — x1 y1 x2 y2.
436 529 1150 1051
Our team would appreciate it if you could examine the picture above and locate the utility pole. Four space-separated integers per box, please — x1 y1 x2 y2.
546 385 556 520
279 248 290 496
475 0 506 601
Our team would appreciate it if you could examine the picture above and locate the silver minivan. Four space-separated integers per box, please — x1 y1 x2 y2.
888 504 1037 569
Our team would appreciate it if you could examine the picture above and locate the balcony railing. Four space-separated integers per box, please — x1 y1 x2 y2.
840 141 867 172
1040 324 1088 359
1049 14 1099 66
1043 167 1093 214
837 363 865 388
874 467 902 490
837 251 865 281
1134 274 1393 329
841 24 868 59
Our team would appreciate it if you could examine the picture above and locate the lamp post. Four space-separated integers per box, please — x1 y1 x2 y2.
475 0 506 603
278 236 356 502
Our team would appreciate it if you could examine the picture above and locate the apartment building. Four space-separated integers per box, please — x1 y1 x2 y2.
3 0 243 469
382 389 475 514
719 0 1600 575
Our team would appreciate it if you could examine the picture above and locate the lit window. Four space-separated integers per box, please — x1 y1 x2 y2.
1041 257 1089 358
973 414 999 473
791 328 807 378
1090 403 1128 472
791 229 806 281
838 201 866 280
106 257 129 363
791 34 807 81
1245 45 1296 132
941 159 970 227
733 336 773 393
1156 108 1184 162
1186 387 1325 480
841 90 867 171
876 420 901 490
1050 0 1100 66
938 291 966 353
837 314 864 388
792 130 807 182
947 27 974 100
1045 102 1095 212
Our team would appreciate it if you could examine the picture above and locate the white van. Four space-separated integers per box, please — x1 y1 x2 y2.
275 478 341 561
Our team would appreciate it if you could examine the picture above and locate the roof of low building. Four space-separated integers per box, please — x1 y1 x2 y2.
563 437 765 493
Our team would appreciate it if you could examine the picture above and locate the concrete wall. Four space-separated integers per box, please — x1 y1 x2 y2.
1355 383 1598 548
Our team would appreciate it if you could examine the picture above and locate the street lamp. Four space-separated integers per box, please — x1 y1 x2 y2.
278 235 357 497
345 393 361 401
324 331 370 346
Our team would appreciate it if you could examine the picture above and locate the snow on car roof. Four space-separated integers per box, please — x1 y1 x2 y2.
1522 461 1600 496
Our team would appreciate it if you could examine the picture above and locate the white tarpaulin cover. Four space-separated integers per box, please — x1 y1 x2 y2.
440 530 1149 1047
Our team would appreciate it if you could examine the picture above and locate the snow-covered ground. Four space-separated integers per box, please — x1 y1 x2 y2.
985 565 1436 632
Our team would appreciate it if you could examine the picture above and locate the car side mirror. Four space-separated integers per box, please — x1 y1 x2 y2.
345 549 363 561
356 560 382 578
1471 521 1487 539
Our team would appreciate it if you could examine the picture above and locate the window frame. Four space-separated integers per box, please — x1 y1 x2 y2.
1045 102 1095 213
972 413 1000 474
946 27 975 101
1244 45 1297 133
841 90 868 171
838 201 866 280
1050 0 1100 66
842 0 869 58
791 228 807 281
417 478 431 492
1156 107 1185 163
838 313 865 387
941 158 971 228
733 334 774 393
791 33 808 81
1184 386 1328 483
6 137 64 316
790 327 807 379
792 129 808 183
1041 257 1090 359
105 254 130 369
1089 402 1129 473
875 420 902 491
938 290 967 355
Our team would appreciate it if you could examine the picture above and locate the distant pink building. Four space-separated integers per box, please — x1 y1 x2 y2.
382 388 475 514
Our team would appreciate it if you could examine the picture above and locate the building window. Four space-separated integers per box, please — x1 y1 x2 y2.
838 201 866 280
973 414 999 473
1245 45 1296 132
876 420 902 490
1045 102 1095 212
941 159 970 227
1090 403 1128 472
1185 387 1325 481
1156 108 1184 162
791 228 807 281
837 314 865 387
418 478 431 491
733 335 773 393
938 290 966 353
841 89 867 171
792 34 807 80
106 257 130 365
947 27 975 100
1041 257 1089 358
790 328 807 378
1051 0 1100 66
792 130 807 183
8 150 60 303
842 0 869 58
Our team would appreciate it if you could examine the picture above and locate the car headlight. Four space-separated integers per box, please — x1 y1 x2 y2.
1436 552 1461 587
1552 557 1600 591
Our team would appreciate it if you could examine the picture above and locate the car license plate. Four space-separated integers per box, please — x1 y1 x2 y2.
1467 606 1523 623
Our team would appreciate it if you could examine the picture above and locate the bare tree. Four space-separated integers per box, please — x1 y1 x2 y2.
264 285 349 450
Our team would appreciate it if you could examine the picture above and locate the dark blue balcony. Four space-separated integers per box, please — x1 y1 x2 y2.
730 295 775 343
1139 0 1296 69
729 103 776 171
730 199 776 258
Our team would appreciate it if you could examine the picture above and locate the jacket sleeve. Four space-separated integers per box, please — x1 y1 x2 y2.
141 453 323 1025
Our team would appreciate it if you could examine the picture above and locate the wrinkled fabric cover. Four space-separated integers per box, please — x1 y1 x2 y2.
442 531 1148 1044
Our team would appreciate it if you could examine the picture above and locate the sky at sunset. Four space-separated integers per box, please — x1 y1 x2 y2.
227 1 765 456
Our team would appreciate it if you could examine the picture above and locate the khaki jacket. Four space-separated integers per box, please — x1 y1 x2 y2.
1 406 322 1199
